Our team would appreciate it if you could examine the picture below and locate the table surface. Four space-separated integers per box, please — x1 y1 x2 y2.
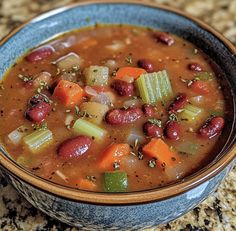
0 0 235 230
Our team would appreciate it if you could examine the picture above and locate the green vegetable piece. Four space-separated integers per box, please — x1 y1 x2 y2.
177 142 198 155
16 155 30 166
84 65 109 86
72 118 106 140
136 70 173 104
104 171 128 192
180 104 203 122
23 129 53 153
195 72 213 81
208 110 223 117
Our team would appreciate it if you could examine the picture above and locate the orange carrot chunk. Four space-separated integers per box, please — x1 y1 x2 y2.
114 67 146 81
53 79 84 107
98 143 131 170
142 138 179 168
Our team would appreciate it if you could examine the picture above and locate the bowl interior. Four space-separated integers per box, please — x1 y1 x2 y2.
0 0 236 203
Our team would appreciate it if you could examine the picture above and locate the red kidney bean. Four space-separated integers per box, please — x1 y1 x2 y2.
29 94 47 105
25 101 51 123
188 63 202 72
57 136 92 159
25 45 55 62
137 59 154 73
143 122 163 138
168 93 188 114
111 80 134 96
153 32 175 46
199 116 224 139
164 121 180 140
142 104 155 117
105 107 143 125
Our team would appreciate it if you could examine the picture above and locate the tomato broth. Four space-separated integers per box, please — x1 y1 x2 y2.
0 25 226 192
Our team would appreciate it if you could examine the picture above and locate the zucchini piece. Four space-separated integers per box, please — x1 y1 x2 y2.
177 142 198 155
23 129 53 153
180 104 203 122
135 70 173 104
72 118 106 140
84 65 109 86
104 171 128 192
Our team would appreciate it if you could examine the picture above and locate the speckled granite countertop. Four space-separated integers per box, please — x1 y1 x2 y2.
0 0 235 230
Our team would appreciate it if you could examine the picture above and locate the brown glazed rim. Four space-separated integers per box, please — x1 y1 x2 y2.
0 0 236 205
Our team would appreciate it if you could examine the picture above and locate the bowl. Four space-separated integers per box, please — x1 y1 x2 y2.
0 1 236 230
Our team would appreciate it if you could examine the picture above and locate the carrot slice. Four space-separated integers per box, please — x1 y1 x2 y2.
77 179 97 191
114 67 146 81
98 143 131 170
142 138 179 168
53 79 84 107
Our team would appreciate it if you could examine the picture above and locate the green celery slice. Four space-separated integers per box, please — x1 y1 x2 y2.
177 142 198 155
136 70 173 104
72 118 106 140
23 129 53 153
104 171 128 192
136 75 149 103
180 104 203 122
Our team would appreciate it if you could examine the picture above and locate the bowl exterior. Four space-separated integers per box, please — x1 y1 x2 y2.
0 164 233 230
0 1 236 229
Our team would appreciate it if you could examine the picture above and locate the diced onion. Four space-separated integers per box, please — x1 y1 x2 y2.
105 41 125 51
8 126 29 145
189 95 204 105
92 92 115 105
65 114 74 126
127 128 145 145
123 99 141 107
84 86 98 97
55 170 68 182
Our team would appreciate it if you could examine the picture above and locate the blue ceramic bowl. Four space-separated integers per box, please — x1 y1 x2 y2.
0 1 236 230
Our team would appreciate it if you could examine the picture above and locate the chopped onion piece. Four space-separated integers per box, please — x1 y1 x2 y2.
84 86 98 97
33 72 52 87
91 92 115 106
105 41 125 51
123 99 141 107
127 128 145 145
55 170 68 182
8 125 29 145
65 114 74 126
189 95 204 105
104 59 117 68
54 52 83 71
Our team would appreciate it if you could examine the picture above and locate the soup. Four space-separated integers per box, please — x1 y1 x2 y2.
0 25 226 192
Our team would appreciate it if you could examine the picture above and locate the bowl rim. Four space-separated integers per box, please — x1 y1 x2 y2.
0 0 236 205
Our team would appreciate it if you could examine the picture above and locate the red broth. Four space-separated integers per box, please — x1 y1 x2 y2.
0 25 226 192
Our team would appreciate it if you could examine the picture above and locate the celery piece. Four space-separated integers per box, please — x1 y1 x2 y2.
23 129 53 153
177 142 198 155
84 65 109 86
104 171 128 192
136 70 173 104
72 118 106 140
180 104 203 122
